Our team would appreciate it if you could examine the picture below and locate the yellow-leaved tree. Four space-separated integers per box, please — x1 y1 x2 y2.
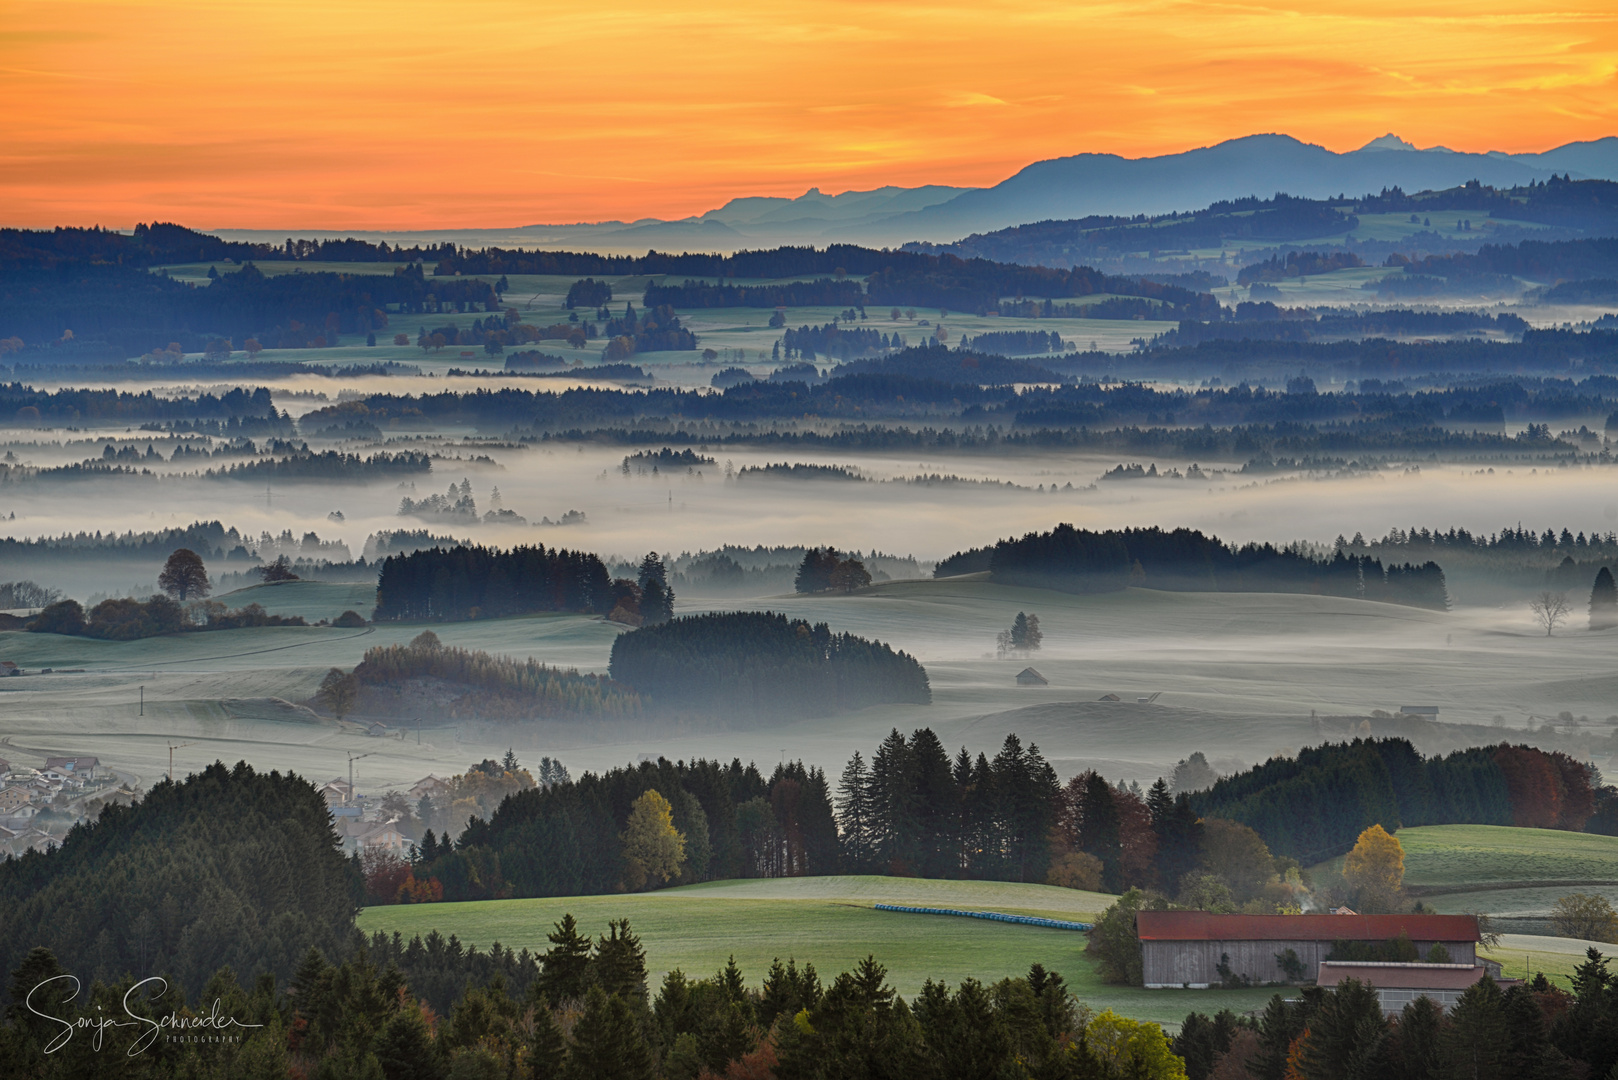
1343 823 1404 911
622 789 686 891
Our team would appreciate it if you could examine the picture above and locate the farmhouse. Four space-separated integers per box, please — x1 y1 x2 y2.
1016 667 1049 686
1136 911 1480 988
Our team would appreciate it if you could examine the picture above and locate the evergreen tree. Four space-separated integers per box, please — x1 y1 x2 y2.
1391 995 1444 1080
836 751 873 870
908 728 960 877
639 579 674 625
537 915 593 1003
1438 977 1510 1080
1078 771 1123 892
594 919 648 1003
374 1006 442 1080
1502 983 1564 1080
528 998 568 1079
564 985 655 1080
637 552 667 590
868 728 915 872
1591 567 1617 630
1296 977 1389 1079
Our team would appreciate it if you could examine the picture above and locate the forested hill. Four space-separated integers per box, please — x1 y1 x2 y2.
1190 738 1599 863
608 611 931 719
0 761 359 1002
937 523 1450 609
905 178 1618 269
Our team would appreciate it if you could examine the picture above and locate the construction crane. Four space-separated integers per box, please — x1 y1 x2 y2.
346 752 375 807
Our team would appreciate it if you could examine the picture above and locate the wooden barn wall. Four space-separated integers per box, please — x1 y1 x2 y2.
1141 939 1477 988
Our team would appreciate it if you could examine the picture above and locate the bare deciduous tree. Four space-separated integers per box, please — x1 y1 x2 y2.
1530 590 1571 636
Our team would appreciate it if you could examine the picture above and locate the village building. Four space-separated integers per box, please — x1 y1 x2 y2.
43 756 106 779
1136 911 1480 988
1016 667 1049 686
409 775 451 802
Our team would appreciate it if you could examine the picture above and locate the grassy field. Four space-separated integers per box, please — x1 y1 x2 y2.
1310 825 1618 889
357 875 1278 1024
1484 934 1614 985
1308 824 1618 927
217 580 379 622
1395 825 1618 888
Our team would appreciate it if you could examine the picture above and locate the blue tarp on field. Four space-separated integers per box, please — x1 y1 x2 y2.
873 903 1092 931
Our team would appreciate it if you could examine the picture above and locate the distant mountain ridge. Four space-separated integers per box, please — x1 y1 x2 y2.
878 133 1618 240
211 133 1618 253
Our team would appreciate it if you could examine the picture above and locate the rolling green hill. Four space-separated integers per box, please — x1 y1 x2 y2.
357 874 1278 1024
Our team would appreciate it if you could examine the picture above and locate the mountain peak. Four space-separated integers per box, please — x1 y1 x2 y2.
1358 133 1419 153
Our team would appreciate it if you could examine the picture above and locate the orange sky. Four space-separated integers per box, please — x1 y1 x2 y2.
2 0 1616 230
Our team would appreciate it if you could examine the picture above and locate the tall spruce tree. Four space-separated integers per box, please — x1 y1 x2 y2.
836 751 873 870
1078 771 1123 892
867 728 914 873
537 915 593 1003
1591 567 1618 630
1439 977 1510 1080
564 985 655 1080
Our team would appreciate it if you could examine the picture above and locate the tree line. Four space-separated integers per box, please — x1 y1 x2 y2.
1 260 499 360
373 543 614 621
937 523 1450 610
606 611 930 720
1190 737 1601 863
1173 956 1618 1080
0 930 1188 1079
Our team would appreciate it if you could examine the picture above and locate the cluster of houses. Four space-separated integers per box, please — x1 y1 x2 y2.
318 772 452 856
1137 910 1517 1014
0 755 137 857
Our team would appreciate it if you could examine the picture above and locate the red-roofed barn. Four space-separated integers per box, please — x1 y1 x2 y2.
1135 911 1480 989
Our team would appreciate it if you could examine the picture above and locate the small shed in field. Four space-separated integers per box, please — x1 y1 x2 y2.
1016 667 1048 686
1136 911 1480 989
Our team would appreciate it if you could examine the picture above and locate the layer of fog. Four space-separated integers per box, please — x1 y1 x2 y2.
5 427 1617 598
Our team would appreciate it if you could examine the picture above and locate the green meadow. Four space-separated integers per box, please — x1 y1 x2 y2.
357 875 1279 1025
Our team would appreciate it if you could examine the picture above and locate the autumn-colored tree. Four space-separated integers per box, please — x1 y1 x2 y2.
393 333 409 346
1493 745 1563 829
1342 824 1404 911
621 789 686 891
158 547 211 600
1046 851 1104 891
243 338 263 359
1085 1010 1188 1079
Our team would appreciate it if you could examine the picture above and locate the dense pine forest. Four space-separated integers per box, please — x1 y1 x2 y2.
373 543 613 621
937 524 1451 609
0 762 359 1001
1173 960 1618 1080
606 611 931 719
1189 739 1603 863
